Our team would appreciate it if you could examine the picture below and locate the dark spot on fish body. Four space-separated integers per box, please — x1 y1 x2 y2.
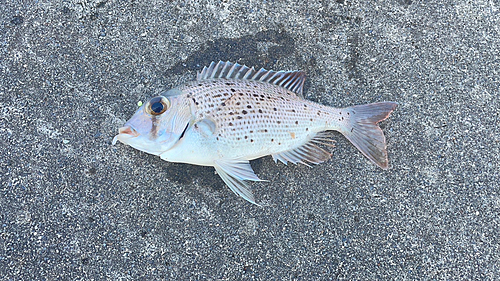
258 109 263 113
271 139 274 142
229 122 233 126
242 110 248 114
244 136 248 139
273 108 277 111
236 102 241 105
251 139 254 142
277 121 281 124
230 88 236 92
237 116 243 119
295 121 299 125
247 105 252 109
226 82 235 86
221 102 226 106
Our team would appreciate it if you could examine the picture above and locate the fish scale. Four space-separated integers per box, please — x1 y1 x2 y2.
178 79 333 160
113 61 397 205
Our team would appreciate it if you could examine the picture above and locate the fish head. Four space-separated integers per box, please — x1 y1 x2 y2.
113 93 190 156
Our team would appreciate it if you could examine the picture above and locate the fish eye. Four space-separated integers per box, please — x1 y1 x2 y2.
146 96 170 115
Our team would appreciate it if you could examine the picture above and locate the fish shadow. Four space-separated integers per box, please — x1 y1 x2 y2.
166 28 296 76
161 157 281 196
162 162 224 191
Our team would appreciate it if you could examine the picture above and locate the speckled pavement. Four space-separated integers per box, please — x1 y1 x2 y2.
1 1 499 279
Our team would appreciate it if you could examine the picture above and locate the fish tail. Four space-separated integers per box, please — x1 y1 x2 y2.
336 102 397 169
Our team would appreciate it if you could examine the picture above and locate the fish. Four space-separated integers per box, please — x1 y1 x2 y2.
113 61 397 205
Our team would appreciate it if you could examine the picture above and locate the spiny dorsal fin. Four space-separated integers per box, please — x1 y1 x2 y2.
197 61 306 97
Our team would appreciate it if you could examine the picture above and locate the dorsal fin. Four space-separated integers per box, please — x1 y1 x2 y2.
197 61 306 97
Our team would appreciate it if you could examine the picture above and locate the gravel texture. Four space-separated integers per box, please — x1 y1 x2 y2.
1 0 499 280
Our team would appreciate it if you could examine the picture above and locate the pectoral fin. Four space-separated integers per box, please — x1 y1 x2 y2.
194 118 217 137
213 159 263 206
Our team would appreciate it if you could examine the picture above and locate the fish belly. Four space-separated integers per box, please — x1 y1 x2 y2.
159 124 220 166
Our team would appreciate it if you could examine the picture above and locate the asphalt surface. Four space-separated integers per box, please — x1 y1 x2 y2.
1 0 499 280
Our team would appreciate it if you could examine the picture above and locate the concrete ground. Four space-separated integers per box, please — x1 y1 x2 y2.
1 0 499 280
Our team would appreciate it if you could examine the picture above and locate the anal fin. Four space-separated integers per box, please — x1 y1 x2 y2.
272 132 335 166
213 159 263 206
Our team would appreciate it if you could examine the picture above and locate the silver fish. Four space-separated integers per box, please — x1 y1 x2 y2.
113 61 397 205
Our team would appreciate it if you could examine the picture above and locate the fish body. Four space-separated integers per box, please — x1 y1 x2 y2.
114 61 397 205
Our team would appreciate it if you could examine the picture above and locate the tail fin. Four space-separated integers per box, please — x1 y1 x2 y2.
339 102 397 169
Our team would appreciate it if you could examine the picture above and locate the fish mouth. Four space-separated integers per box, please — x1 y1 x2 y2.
112 125 139 145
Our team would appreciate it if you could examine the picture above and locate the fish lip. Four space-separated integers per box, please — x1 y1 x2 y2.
118 126 139 137
112 125 139 145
